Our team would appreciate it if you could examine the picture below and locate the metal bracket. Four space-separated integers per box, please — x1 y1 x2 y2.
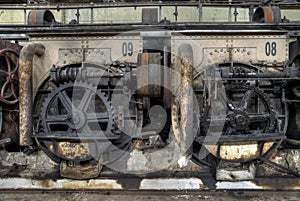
258 156 300 177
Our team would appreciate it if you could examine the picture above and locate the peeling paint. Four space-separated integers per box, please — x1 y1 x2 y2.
140 178 204 190
216 181 263 190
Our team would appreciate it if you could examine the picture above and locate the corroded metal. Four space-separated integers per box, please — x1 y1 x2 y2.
137 53 161 97
60 160 102 180
19 43 45 146
179 44 194 154
28 10 56 26
253 6 281 23
37 81 114 162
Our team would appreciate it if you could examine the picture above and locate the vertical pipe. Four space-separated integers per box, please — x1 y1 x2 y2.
179 44 194 155
228 0 232 22
249 5 254 22
76 8 80 24
159 6 161 22
19 43 45 146
234 6 238 22
199 3 203 22
23 4 27 25
90 2 94 24
174 6 178 22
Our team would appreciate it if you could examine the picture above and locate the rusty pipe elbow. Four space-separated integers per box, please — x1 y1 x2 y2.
19 43 45 146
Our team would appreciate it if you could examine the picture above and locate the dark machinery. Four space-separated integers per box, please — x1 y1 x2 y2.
0 2 300 181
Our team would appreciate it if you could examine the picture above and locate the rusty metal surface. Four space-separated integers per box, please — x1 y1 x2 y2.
137 53 161 97
178 44 194 155
60 160 102 180
253 6 281 23
28 10 56 26
19 43 45 146
204 141 275 162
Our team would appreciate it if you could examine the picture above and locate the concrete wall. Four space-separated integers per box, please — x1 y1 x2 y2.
0 6 299 25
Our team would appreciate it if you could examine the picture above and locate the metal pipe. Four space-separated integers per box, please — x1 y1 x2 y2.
199 3 203 22
1 2 300 10
23 4 27 25
76 8 80 24
90 2 94 24
179 44 194 154
19 43 45 146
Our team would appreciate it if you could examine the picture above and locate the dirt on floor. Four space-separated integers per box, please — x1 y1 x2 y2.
0 190 299 201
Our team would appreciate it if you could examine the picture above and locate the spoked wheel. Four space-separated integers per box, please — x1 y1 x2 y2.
192 64 288 163
0 49 19 105
37 81 115 162
203 85 276 136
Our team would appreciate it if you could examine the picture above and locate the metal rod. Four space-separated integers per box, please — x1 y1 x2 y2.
199 3 203 22
234 6 238 22
258 156 300 177
90 2 94 24
249 4 254 22
23 4 27 25
76 8 80 24
174 6 178 22
196 134 285 143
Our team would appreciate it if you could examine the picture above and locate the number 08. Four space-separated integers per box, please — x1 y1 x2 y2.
265 42 277 56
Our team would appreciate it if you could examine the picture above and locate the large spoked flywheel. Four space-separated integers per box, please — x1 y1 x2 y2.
201 85 276 136
193 64 288 163
37 81 115 162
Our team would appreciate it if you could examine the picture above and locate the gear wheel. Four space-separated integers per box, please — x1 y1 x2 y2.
0 49 19 105
192 64 287 163
37 81 115 162
201 84 276 136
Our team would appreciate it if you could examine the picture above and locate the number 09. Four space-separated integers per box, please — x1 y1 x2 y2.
122 42 133 57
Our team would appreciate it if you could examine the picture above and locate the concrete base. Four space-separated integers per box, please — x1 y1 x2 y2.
0 177 300 190
216 162 256 181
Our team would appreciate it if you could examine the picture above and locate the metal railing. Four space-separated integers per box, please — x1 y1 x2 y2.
0 1 299 25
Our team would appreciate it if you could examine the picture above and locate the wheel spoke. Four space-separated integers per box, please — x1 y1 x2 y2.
1 79 9 98
4 54 12 72
220 93 235 110
0 69 9 76
11 81 18 99
45 115 68 122
78 88 93 111
249 113 270 122
238 89 254 110
80 126 93 135
207 116 229 125
58 91 73 112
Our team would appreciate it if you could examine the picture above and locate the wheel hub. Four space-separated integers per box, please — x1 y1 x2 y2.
228 109 250 131
68 109 86 129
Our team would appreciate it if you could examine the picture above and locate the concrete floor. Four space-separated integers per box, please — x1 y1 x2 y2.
0 190 299 201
